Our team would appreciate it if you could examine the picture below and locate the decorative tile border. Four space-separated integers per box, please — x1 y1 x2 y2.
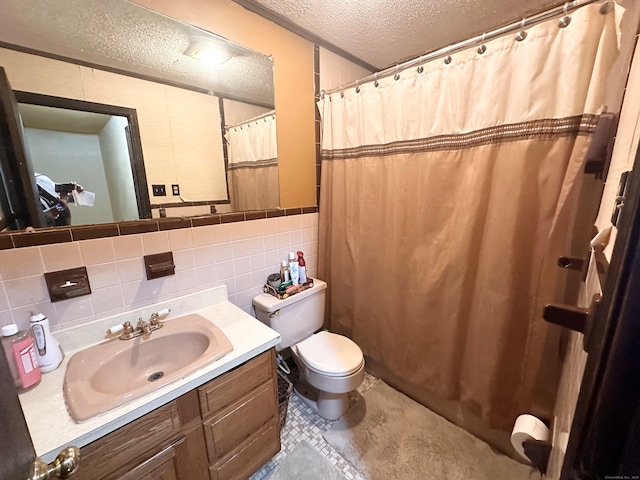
0 206 319 250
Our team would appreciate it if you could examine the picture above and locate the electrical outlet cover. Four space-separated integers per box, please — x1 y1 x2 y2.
152 184 166 196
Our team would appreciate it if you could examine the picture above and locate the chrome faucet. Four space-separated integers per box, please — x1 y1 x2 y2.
137 318 152 336
107 309 170 340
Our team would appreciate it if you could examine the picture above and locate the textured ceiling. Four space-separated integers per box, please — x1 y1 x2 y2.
0 0 275 106
244 0 567 69
0 0 576 98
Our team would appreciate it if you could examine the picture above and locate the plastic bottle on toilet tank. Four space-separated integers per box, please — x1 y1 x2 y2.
288 251 299 285
280 260 290 283
297 251 307 284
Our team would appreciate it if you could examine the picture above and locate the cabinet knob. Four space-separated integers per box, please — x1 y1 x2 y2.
29 446 80 480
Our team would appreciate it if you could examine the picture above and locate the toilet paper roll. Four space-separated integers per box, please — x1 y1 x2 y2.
510 414 550 461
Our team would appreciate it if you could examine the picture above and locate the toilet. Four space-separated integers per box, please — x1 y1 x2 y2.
252 278 365 420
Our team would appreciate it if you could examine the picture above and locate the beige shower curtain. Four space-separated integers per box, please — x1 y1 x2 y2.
318 5 621 429
226 112 279 211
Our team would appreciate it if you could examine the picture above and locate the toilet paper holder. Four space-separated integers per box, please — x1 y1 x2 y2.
522 439 552 474
512 414 552 474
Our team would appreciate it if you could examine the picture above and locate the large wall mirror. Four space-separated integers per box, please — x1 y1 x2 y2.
0 0 280 231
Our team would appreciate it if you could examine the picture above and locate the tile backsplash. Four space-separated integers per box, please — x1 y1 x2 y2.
0 214 318 332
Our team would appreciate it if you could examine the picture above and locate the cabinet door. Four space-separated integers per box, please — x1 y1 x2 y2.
120 437 184 480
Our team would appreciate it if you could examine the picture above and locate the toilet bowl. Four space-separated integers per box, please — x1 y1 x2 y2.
252 278 365 420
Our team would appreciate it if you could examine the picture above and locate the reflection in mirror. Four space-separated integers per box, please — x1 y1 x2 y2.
224 101 279 211
0 0 279 231
18 99 149 227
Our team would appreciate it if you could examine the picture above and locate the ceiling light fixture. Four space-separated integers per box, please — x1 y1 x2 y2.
184 37 230 65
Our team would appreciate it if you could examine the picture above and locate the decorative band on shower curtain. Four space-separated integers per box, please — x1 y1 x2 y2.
225 112 279 211
318 4 622 429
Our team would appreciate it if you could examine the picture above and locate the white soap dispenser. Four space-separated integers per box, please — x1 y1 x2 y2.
30 312 64 372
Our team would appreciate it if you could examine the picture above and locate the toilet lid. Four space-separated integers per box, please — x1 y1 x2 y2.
296 331 363 376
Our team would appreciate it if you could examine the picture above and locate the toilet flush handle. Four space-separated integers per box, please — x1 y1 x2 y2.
269 310 280 318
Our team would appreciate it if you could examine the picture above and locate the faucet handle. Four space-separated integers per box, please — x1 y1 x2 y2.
107 321 134 335
150 308 171 325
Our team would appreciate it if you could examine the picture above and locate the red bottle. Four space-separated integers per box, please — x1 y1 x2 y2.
297 251 308 284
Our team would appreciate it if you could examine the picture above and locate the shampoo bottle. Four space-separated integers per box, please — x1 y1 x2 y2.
1 324 41 391
297 251 307 284
288 251 299 285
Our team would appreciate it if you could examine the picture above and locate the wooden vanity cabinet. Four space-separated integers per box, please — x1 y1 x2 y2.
74 349 280 480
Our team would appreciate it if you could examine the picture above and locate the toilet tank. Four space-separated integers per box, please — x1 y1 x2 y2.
252 278 327 350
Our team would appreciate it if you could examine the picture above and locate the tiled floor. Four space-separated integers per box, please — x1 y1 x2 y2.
251 371 381 480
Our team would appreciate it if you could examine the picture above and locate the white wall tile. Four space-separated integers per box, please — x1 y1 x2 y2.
250 253 266 272
232 239 250 258
215 261 235 281
142 231 170 255
0 283 10 311
169 228 193 251
113 235 143 260
228 222 248 241
87 263 120 289
79 238 116 266
91 285 125 316
277 232 290 249
54 296 94 327
196 264 217 288
262 218 278 236
288 215 302 231
173 249 196 271
117 258 145 283
5 276 49 307
213 243 234 263
0 310 16 329
248 237 264 253
174 269 198 294
193 245 215 266
276 217 289 233
233 257 251 276
0 247 44 280
192 225 213 247
211 223 232 244
245 219 264 238
251 270 266 287
41 242 83 272
235 273 252 293
0 215 319 332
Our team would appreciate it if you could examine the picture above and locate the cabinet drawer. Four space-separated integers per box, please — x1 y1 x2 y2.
198 350 273 417
203 382 277 462
76 402 181 480
209 419 280 480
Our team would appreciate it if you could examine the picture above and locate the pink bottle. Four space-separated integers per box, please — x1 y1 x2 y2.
1 324 41 392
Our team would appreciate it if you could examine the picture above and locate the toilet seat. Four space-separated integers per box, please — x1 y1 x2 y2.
296 331 364 377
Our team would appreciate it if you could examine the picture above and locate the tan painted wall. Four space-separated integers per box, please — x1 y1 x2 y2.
132 0 317 209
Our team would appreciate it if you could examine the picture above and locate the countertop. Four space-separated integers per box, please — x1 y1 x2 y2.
19 285 280 463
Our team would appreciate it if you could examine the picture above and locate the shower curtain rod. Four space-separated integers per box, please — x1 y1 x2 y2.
224 109 276 130
321 0 608 95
